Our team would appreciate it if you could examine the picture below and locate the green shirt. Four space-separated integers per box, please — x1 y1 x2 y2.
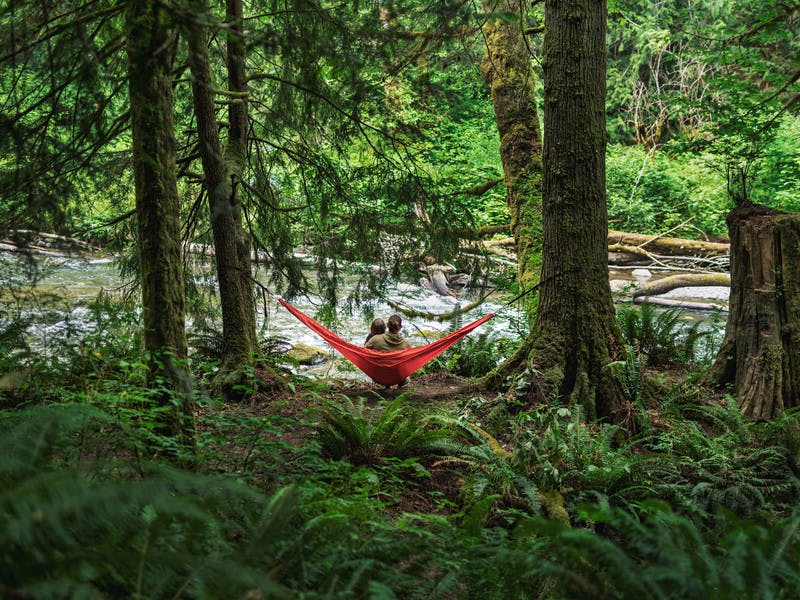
365 332 411 351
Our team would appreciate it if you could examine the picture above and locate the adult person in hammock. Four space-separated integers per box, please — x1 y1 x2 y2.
365 314 412 386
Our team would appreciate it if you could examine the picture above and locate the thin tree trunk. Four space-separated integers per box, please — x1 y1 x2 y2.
225 0 257 354
185 2 256 386
526 0 624 422
481 0 543 323
126 0 194 448
707 200 800 420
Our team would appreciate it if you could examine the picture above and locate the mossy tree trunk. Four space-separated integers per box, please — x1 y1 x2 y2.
707 199 800 420
520 0 624 421
225 0 257 361
185 1 257 390
481 0 543 324
126 0 194 447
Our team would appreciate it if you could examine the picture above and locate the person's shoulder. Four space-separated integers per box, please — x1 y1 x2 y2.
366 333 384 348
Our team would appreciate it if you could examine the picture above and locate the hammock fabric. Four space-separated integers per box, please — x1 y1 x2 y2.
278 298 495 386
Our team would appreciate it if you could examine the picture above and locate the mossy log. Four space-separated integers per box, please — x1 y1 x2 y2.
608 230 729 256
707 200 800 421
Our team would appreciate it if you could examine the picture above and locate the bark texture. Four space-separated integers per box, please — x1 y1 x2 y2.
481 0 543 322
186 2 257 383
527 0 624 421
225 0 257 358
127 0 193 444
708 200 800 420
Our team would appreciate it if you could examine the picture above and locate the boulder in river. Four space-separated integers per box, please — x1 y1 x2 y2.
285 342 330 365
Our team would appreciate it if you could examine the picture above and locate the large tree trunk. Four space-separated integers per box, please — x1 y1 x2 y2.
481 0 543 323
126 0 194 447
186 1 257 388
707 200 800 420
521 0 624 421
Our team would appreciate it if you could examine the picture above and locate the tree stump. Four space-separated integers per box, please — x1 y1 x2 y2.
707 200 800 420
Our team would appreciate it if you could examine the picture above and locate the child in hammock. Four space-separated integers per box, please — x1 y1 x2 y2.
364 318 386 345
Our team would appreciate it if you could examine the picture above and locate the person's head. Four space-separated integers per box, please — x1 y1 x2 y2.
370 318 386 335
387 314 403 333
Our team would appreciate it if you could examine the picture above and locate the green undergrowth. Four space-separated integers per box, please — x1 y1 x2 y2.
2 370 800 598
2 295 800 597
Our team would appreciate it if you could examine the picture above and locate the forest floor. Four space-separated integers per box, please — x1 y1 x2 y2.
201 371 499 515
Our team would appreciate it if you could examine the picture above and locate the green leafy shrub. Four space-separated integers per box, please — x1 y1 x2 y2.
433 420 541 529
528 501 800 599
0 405 295 598
638 398 799 525
442 333 515 378
312 396 460 466
606 144 729 236
617 302 710 366
0 404 461 599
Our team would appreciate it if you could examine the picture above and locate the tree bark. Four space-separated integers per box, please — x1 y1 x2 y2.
185 1 257 385
481 0 543 323
522 0 624 421
225 0 258 358
126 0 194 447
707 200 800 420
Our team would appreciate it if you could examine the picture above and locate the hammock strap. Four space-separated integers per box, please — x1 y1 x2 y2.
502 266 582 307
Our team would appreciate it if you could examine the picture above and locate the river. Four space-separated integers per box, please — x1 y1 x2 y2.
0 252 727 381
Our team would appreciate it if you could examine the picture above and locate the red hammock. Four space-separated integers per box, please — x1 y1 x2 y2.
278 298 494 386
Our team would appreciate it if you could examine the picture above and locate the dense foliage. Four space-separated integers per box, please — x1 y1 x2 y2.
2 309 800 596
2 0 800 596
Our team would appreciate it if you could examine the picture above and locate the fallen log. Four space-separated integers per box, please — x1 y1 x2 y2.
0 242 77 257
387 292 496 322
608 230 729 257
631 273 731 298
633 296 727 311
478 231 729 268
630 273 731 298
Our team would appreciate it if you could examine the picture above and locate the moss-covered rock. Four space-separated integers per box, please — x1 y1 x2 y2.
286 343 330 365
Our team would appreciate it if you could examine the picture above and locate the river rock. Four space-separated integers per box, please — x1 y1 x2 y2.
285 342 330 365
610 279 640 293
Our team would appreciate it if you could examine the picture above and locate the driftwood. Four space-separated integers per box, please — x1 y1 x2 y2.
1 230 102 256
0 242 73 257
387 292 496 322
633 296 727 311
478 231 729 256
478 230 730 271
608 230 729 256
630 273 731 298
